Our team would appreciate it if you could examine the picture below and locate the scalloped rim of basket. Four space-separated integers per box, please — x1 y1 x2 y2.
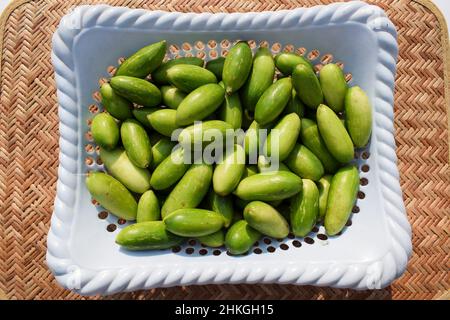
0 0 444 297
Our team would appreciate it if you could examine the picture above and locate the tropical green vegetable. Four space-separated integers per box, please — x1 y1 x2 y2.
290 179 319 237
116 40 166 78
151 137 177 170
292 64 323 109
218 81 242 129
164 208 224 237
121 119 152 168
225 220 261 255
116 221 183 250
152 57 204 85
110 76 161 107
240 47 275 111
283 89 305 118
205 57 225 80
274 52 313 75
317 175 332 221
285 144 324 181
319 63 347 112
234 171 302 201
100 83 133 120
213 144 246 196
100 148 151 194
137 190 160 222
178 120 233 146
263 113 301 161
197 230 225 247
167 64 217 92
222 42 253 94
150 147 190 190
176 83 225 126
207 190 234 228
254 78 292 125
300 118 339 173
86 172 137 220
324 165 359 236
91 113 119 150
148 109 180 137
132 107 157 129
243 201 289 238
345 86 372 147
161 163 213 218
316 104 354 163
160 85 186 109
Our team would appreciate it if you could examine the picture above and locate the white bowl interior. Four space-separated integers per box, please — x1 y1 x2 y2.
68 23 388 270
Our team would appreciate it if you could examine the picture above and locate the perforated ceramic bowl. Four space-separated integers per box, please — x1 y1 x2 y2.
47 1 412 296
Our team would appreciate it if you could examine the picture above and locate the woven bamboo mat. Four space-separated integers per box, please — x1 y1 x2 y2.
0 0 448 300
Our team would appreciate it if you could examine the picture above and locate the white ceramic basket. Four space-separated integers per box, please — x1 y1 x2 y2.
47 1 412 296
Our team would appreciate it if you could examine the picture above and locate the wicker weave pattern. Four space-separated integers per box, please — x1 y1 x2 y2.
0 0 448 299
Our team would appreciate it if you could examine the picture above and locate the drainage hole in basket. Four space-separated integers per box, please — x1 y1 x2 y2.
280 243 289 250
317 234 328 241
220 39 230 48
185 247 195 255
181 42 192 51
88 104 99 113
360 178 369 186
321 53 334 64
247 39 256 49
253 248 262 254
307 49 320 61
117 218 126 225
292 240 302 248
213 249 222 256
199 249 208 256
98 77 108 87
195 41 205 50
221 49 229 57
346 219 353 227
106 224 117 232
352 205 360 213
107 66 116 76
336 61 344 69
85 131 93 141
361 164 370 172
358 191 366 199
361 151 370 159
284 44 294 52
85 144 94 153
296 47 306 56
209 50 218 59
304 237 315 245
345 73 353 83
271 42 281 54
85 156 94 166
92 92 101 103
267 246 276 253
207 40 217 49
259 40 269 48
98 211 108 219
